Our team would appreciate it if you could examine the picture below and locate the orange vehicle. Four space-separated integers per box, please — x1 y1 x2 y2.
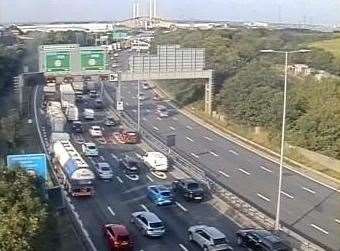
113 129 140 144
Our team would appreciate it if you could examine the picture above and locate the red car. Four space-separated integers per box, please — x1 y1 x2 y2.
103 224 133 251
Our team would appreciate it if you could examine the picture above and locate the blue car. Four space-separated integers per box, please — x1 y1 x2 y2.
147 185 174 206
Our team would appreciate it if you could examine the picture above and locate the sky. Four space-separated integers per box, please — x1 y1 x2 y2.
0 0 340 25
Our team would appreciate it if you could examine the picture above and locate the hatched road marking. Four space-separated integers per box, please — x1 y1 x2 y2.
146 175 154 182
204 136 213 141
186 125 193 130
191 153 199 159
141 204 150 212
153 126 159 131
229 149 239 156
257 193 271 202
169 126 176 131
179 244 189 251
107 206 115 216
210 151 219 157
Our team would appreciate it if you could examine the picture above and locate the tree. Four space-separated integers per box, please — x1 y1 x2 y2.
0 167 47 251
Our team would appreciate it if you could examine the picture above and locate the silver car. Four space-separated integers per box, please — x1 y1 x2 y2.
131 211 165 237
188 225 233 251
94 162 113 180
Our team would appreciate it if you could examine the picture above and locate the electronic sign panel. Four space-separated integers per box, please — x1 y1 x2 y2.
46 51 71 72
81 50 106 71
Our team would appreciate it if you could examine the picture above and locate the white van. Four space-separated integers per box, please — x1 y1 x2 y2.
142 152 168 172
83 109 94 120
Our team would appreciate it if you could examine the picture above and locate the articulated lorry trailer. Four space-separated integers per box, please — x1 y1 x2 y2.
60 84 75 108
53 140 95 197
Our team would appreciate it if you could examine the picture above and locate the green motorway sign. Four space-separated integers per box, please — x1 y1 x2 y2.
81 50 106 71
46 51 70 72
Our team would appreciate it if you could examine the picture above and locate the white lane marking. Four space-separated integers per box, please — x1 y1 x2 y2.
116 176 123 184
142 117 147 121
141 204 150 212
190 153 199 159
260 165 272 173
229 149 239 156
169 126 176 131
146 109 151 113
310 224 329 235
132 109 137 113
126 102 129 105
100 155 105 161
218 170 230 178
172 117 178 121
153 126 159 131
107 206 115 216
204 136 213 141
111 153 119 162
238 168 251 176
186 125 193 130
257 193 271 202
335 219 340 224
210 151 219 157
185 137 194 142
146 175 154 182
175 201 188 212
179 244 189 251
281 191 294 199
157 117 162 121
302 186 316 194
89 157 96 165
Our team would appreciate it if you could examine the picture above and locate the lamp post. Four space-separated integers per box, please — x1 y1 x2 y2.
137 49 141 132
260 49 310 230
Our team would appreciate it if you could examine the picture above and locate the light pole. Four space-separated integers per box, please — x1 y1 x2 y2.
137 49 141 132
260 49 310 230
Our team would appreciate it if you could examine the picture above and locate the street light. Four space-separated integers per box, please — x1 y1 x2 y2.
260 49 311 231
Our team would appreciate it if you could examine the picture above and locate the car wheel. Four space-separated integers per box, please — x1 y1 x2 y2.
203 246 208 251
188 233 193 241
237 236 243 245
142 229 148 236
130 218 134 224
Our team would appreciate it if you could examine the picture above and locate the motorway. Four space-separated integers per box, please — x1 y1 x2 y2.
104 51 340 250
34 84 246 251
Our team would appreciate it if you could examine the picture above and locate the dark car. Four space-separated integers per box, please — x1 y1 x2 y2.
72 121 83 133
120 155 140 176
172 179 204 202
103 224 133 251
94 98 104 109
236 229 291 251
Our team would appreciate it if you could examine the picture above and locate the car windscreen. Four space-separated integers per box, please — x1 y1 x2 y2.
187 183 200 190
117 234 130 241
149 222 163 228
160 191 171 197
213 237 227 245
100 166 110 171
88 146 96 149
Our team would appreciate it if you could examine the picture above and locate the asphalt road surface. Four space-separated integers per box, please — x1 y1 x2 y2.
34 85 247 251
104 75 340 250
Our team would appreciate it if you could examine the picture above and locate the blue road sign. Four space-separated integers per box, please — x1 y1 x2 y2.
6 154 48 181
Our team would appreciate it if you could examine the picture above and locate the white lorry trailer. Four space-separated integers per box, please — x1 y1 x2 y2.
65 104 79 121
60 84 75 108
53 140 95 197
47 101 66 132
142 152 168 172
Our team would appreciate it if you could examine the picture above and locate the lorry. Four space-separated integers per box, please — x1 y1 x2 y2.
72 81 84 93
113 129 139 144
49 132 70 152
65 104 79 121
142 152 168 172
46 101 66 132
43 84 57 101
60 84 75 108
53 140 95 197
83 108 95 120
85 81 96 93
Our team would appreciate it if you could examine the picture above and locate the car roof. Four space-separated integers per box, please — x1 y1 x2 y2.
138 211 162 223
107 224 129 235
85 142 95 146
202 226 226 239
150 185 170 192
180 178 198 184
97 162 110 167
92 126 101 129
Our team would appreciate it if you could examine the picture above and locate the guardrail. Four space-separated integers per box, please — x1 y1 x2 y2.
103 83 325 251
119 111 325 251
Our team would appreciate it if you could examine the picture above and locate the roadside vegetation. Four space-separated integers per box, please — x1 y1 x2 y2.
152 29 340 160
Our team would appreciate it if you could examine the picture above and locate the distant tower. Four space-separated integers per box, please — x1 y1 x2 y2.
154 0 157 18
149 0 153 20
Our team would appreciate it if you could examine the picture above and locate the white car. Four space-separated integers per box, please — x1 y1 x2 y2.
157 105 169 118
94 162 113 180
188 225 233 251
142 82 150 90
138 93 146 101
89 126 103 137
82 142 98 157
